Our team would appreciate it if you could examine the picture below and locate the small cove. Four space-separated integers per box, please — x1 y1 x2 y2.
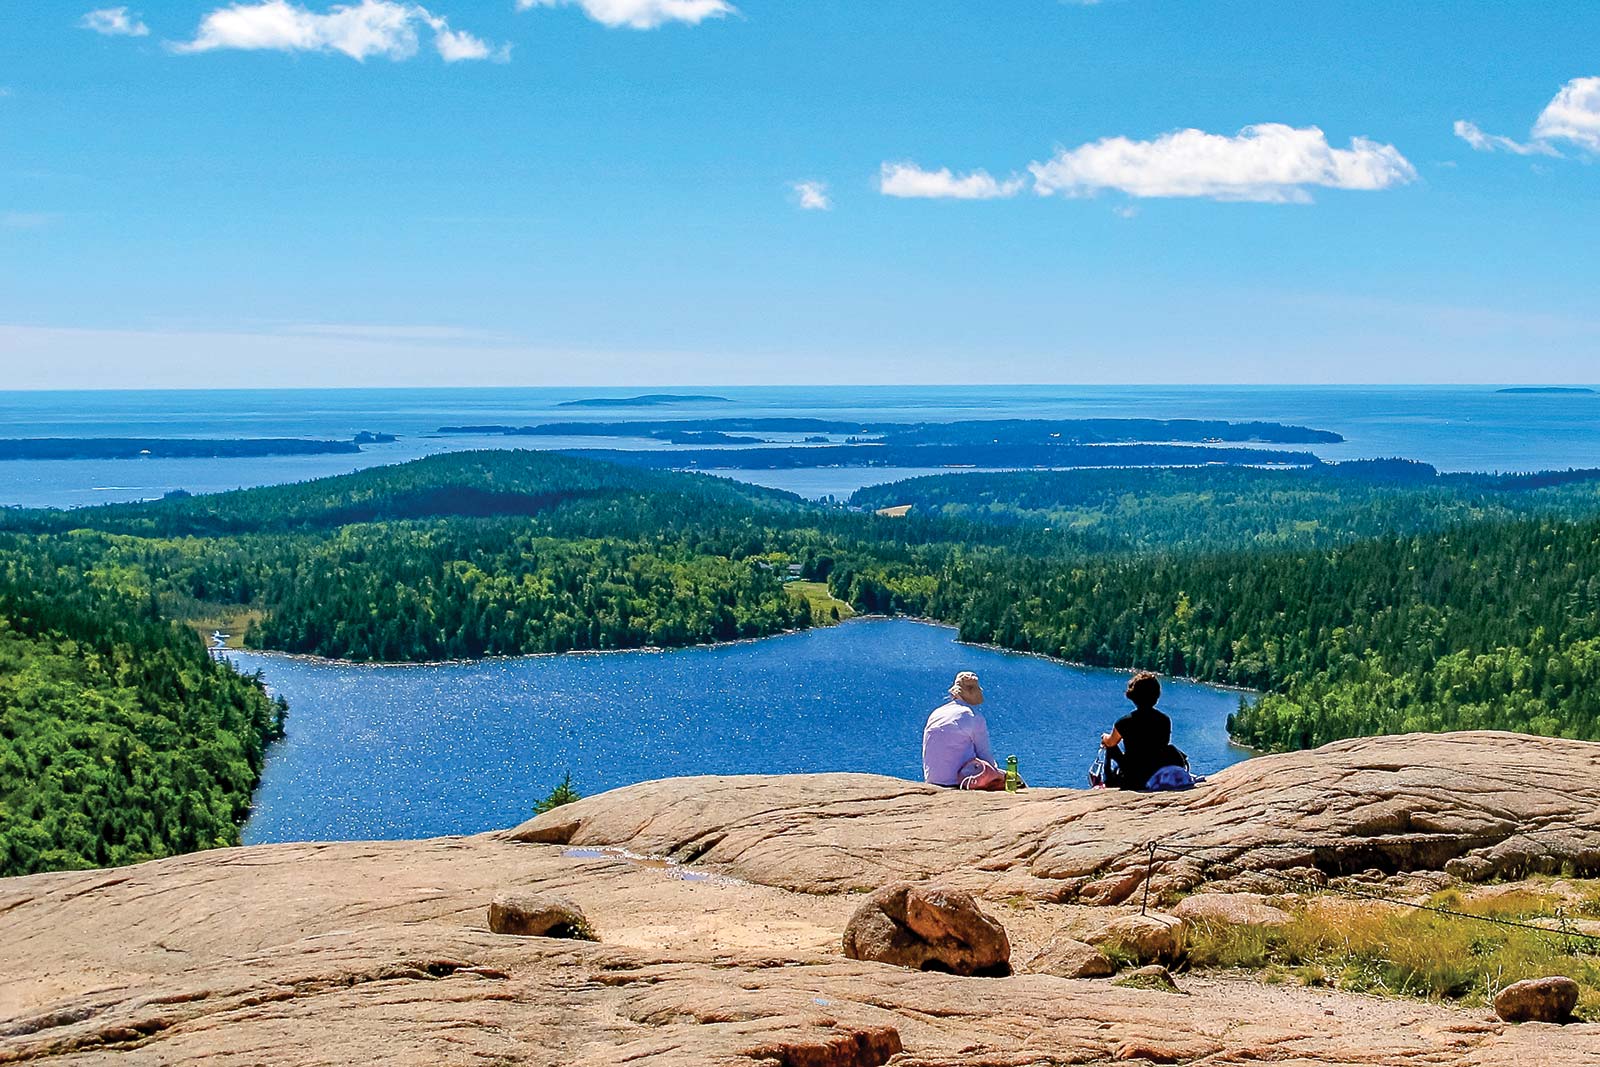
233 618 1252 844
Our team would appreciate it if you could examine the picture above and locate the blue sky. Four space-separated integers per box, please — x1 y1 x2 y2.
0 1 1596 387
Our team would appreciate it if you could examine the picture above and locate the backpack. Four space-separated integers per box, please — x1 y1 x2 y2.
1145 764 1198 791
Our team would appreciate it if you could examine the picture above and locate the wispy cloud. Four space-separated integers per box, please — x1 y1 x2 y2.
1456 76 1600 158
80 7 151 37
1452 120 1560 157
515 0 734 30
1029 124 1416 203
878 162 1023 200
173 1 505 63
792 180 831 211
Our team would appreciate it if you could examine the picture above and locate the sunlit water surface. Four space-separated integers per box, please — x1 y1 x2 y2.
233 618 1251 844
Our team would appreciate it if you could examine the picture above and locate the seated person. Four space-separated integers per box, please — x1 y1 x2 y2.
922 671 1006 790
1101 671 1186 790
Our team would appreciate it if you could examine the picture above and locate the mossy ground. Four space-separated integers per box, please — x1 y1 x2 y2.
785 581 855 623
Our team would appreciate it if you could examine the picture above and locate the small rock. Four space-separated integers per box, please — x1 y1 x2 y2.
1086 912 1185 963
1172 893 1291 928
488 892 596 940
842 882 1011 977
1112 964 1184 995
1494 977 1580 1024
1026 938 1116 979
1445 854 1496 882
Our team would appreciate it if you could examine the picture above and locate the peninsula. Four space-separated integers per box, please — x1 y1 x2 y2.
0 437 371 461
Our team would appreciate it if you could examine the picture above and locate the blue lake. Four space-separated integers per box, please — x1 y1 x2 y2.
231 618 1252 844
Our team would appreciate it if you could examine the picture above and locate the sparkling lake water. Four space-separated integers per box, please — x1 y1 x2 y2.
231 619 1251 843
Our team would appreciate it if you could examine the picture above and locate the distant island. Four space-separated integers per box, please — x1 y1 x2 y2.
439 417 1345 447
0 436 387 461
1495 387 1596 395
565 442 1324 472
557 394 731 408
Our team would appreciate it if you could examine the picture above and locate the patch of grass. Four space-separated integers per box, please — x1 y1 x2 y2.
1113 968 1184 994
785 581 855 623
1095 937 1152 970
1183 894 1600 1017
183 605 264 649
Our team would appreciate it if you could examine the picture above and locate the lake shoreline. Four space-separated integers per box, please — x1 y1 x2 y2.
228 612 1261 700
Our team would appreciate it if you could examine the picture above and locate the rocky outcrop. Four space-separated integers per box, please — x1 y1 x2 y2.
840 883 1010 976
1494 977 1580 1024
506 732 1600 902
1 732 1597 1065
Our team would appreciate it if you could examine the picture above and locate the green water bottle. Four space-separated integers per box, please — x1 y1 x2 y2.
1005 755 1020 793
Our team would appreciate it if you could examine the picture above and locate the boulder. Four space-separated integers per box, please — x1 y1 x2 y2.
488 892 596 940
841 882 1011 977
1494 976 1580 1024
1172 892 1291 928
1087 912 1185 963
1026 937 1116 979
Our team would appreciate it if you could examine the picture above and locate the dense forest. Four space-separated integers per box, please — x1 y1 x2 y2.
849 462 1600 552
0 538 284 876
4 453 827 661
10 449 1600 874
833 464 1600 748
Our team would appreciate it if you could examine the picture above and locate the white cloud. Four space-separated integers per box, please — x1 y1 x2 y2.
1028 123 1416 203
1454 77 1600 158
1532 76 1600 153
173 1 502 62
516 0 734 30
1452 120 1559 157
878 162 1023 201
792 180 831 211
80 7 151 36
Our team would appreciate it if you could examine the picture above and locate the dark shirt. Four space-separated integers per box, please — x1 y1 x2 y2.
1112 706 1172 790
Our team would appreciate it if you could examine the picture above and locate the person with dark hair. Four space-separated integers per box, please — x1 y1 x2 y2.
1100 671 1187 790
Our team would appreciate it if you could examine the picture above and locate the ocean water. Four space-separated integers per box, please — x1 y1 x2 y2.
231 619 1251 843
3 385 1599 506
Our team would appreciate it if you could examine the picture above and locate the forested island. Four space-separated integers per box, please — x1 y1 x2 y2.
567 442 1322 471
440 416 1345 446
0 437 382 461
10 448 1600 875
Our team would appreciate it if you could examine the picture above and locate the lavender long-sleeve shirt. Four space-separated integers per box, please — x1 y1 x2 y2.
921 699 995 786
